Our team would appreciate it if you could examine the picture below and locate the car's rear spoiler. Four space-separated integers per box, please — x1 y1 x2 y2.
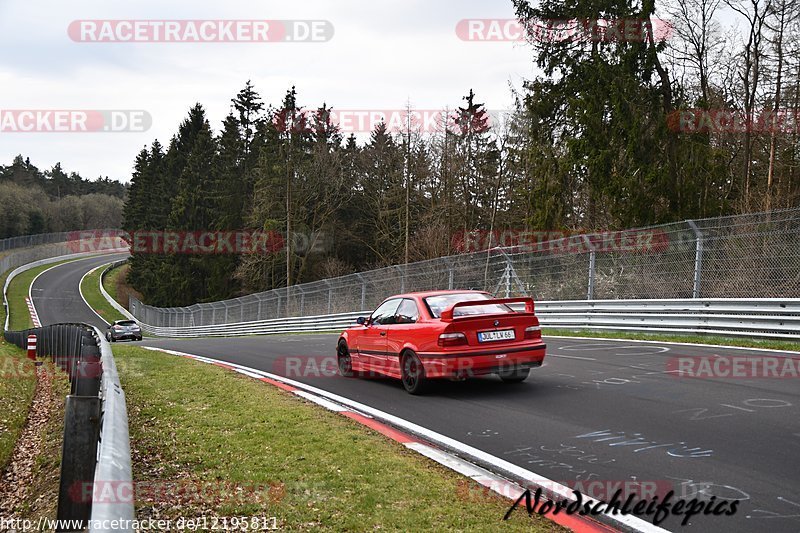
440 297 535 321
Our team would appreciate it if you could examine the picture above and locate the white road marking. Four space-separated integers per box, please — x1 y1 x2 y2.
549 354 597 361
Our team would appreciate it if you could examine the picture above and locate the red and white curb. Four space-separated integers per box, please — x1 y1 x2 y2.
143 346 667 533
26 296 41 327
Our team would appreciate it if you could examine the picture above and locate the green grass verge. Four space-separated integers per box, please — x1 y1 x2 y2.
103 263 129 308
114 345 560 531
5 258 78 331
543 329 800 352
81 263 127 324
0 270 37 474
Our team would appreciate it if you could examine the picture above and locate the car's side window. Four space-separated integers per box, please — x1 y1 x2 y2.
394 299 420 325
370 299 401 325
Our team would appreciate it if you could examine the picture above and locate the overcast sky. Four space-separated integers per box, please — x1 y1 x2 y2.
0 0 537 182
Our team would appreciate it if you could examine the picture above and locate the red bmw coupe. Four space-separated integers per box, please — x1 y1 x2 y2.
337 290 547 394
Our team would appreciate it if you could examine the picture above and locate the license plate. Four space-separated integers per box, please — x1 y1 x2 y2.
478 329 515 342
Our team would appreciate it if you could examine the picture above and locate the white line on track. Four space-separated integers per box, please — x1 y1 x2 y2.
549 354 598 361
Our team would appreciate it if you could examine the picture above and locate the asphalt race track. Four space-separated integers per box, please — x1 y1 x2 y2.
30 255 800 533
30 253 129 330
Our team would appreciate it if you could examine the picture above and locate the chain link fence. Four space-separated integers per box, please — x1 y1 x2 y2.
0 231 74 253
0 230 123 277
129 208 800 327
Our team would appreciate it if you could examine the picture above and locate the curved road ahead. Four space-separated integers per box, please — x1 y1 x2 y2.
30 255 800 533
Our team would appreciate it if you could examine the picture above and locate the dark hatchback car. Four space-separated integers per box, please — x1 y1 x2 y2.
106 320 142 342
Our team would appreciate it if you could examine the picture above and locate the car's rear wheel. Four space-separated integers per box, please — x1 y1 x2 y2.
401 351 429 395
337 341 354 377
499 368 529 383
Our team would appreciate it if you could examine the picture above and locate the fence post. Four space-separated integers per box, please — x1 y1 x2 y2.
583 235 596 301
356 274 366 311
299 288 306 316
687 220 703 299
504 262 511 298
394 265 405 293
325 281 332 314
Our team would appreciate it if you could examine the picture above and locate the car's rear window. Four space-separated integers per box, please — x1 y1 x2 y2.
424 293 513 318
118 321 137 326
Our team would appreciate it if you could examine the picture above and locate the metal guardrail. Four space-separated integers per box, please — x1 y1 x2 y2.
4 324 133 531
89 325 135 532
133 299 800 340
138 311 365 337
533 299 800 339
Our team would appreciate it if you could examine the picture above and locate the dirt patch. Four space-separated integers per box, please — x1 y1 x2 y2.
0 364 63 519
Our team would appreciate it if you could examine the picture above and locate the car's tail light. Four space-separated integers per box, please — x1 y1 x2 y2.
524 325 541 339
438 332 467 347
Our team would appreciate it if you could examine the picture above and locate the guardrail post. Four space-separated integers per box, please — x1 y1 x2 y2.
687 220 703 299
57 396 101 531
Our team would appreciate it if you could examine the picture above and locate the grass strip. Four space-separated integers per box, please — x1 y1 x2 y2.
103 263 129 308
114 344 561 531
81 264 127 325
0 271 37 473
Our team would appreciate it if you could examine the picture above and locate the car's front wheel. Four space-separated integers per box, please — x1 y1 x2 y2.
401 351 429 395
499 368 530 383
337 341 354 377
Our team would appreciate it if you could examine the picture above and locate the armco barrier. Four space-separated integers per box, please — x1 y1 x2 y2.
132 299 800 340
4 324 133 531
89 325 135 532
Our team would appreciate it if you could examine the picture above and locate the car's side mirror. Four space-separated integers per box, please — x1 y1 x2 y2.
356 316 367 325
